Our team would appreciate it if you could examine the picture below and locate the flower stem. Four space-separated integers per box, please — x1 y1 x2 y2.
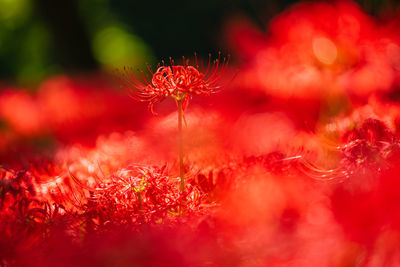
177 99 185 192
137 191 142 211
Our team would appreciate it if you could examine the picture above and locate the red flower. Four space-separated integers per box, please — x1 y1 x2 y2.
116 53 230 113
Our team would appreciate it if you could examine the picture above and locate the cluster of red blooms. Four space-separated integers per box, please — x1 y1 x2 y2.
3 0 400 266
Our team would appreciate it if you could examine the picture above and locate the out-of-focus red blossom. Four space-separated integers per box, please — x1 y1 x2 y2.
0 75 151 148
0 167 72 265
228 0 400 101
338 118 399 177
58 131 150 178
231 112 296 156
37 75 151 144
320 110 400 249
324 98 400 136
210 163 347 266
4 0 400 266
331 153 400 248
116 54 230 112
0 90 44 136
322 102 400 170
13 225 233 267
146 108 231 169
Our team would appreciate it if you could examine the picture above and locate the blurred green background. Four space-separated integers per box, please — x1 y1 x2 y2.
0 0 398 86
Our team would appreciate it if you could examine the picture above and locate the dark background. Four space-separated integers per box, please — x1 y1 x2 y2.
0 0 398 85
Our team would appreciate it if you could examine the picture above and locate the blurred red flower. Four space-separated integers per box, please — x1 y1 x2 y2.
228 0 400 100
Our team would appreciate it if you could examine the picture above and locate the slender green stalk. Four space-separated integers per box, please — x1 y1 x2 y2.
177 99 185 192
137 191 142 211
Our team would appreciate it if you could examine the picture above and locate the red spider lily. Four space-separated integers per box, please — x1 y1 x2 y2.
74 164 203 231
116 53 230 113
0 168 36 208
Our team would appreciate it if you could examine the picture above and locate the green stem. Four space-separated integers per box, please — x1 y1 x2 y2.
137 191 142 211
177 99 185 192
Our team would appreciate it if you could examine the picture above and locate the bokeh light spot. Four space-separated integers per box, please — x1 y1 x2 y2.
92 26 153 69
0 0 31 27
312 37 338 65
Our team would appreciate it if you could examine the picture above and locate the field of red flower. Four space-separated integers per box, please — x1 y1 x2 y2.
2 1 400 266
